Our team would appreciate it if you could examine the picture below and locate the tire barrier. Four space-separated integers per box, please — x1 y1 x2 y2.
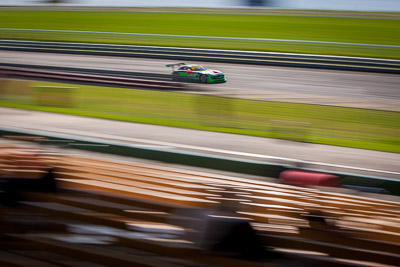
279 170 340 187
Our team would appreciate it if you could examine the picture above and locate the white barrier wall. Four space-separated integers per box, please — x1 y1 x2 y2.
279 0 400 12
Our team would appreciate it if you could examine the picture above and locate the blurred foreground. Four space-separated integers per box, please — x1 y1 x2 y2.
1 140 400 266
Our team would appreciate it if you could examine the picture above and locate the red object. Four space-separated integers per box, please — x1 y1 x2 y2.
185 70 192 74
279 170 340 187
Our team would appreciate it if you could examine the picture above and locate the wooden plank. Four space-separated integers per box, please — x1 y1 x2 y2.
56 172 217 199
56 165 217 192
58 179 217 208
52 195 169 223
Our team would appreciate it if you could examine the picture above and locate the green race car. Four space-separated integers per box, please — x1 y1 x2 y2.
166 63 226 83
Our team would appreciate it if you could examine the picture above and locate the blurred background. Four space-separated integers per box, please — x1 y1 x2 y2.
0 0 400 11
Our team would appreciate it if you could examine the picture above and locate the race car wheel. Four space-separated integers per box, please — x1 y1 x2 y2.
200 75 208 83
172 73 179 81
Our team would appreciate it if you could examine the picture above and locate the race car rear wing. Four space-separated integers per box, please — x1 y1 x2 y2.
166 63 186 70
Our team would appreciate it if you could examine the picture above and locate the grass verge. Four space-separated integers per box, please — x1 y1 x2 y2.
1 80 399 153
0 10 399 58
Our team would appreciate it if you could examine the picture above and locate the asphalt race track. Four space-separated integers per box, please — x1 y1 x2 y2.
1 50 400 111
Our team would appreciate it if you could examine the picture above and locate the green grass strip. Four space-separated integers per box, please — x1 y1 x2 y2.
1 80 399 153
1 10 399 58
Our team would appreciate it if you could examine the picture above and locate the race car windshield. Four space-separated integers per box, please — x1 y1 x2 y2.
192 66 206 71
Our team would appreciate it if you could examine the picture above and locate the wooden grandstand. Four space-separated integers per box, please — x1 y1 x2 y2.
0 142 400 267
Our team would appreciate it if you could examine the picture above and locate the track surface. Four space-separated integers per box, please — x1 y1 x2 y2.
1 51 399 179
1 51 400 111
0 107 399 179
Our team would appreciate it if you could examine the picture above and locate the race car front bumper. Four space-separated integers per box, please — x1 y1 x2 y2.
208 75 227 83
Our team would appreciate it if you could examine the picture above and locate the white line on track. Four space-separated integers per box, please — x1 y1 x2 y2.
1 121 399 177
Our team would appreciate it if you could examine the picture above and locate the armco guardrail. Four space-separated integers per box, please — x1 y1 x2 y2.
1 127 399 196
0 65 184 90
0 40 399 74
0 63 171 81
